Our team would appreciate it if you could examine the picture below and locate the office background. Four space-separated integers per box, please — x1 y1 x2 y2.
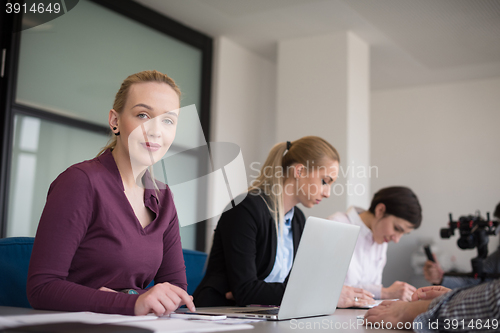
1 0 500 289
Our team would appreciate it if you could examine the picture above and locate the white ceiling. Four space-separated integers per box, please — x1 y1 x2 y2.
134 0 500 90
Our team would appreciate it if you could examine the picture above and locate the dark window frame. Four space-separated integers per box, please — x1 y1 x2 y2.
0 0 212 251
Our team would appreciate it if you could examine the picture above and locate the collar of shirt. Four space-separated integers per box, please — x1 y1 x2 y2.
284 207 295 226
346 206 373 240
97 149 161 206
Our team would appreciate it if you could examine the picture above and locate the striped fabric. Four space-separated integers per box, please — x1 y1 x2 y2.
414 279 500 332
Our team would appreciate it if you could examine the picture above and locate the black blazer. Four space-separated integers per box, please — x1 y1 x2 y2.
193 193 306 307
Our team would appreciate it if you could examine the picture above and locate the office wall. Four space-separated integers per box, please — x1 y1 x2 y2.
371 77 500 287
206 37 277 250
276 33 348 220
275 32 371 220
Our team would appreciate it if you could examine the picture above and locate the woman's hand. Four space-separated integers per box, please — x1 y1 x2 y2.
411 286 451 301
364 300 431 328
423 255 444 284
99 287 118 293
134 282 195 316
381 281 416 301
337 285 375 308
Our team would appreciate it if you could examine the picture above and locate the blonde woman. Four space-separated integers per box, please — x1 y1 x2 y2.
193 136 374 308
27 70 195 316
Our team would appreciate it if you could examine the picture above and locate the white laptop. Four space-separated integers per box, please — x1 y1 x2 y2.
187 216 360 320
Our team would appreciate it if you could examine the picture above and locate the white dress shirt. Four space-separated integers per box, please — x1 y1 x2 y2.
328 206 387 299
264 207 295 283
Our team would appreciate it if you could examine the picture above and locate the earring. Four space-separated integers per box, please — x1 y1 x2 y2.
112 127 120 136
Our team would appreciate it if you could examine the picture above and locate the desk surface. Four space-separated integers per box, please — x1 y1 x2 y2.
0 306 412 332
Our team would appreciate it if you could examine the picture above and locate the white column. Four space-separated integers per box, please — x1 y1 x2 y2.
276 32 370 218
206 37 277 251
346 33 370 209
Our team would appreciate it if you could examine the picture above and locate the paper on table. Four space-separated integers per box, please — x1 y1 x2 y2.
0 311 156 329
0 317 20 330
358 299 399 309
117 318 254 333
0 312 254 333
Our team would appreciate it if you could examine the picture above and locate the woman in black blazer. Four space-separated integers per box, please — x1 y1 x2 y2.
194 136 374 308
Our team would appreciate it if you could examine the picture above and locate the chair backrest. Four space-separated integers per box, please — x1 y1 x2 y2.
182 249 208 295
0 237 34 308
0 237 207 308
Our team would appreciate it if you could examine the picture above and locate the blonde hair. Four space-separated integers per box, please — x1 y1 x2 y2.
97 70 181 156
249 136 340 233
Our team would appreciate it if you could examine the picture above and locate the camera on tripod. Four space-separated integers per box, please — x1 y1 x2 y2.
440 212 500 279
441 212 500 249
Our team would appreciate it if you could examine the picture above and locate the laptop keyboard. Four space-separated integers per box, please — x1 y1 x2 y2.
236 308 279 315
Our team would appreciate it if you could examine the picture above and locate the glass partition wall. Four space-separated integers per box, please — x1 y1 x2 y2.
1 0 212 251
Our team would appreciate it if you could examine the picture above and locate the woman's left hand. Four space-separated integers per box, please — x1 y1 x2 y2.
381 281 416 301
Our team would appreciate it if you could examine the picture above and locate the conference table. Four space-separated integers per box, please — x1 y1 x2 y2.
0 306 412 332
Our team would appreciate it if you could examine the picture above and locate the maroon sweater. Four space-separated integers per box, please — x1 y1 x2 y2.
27 149 187 315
